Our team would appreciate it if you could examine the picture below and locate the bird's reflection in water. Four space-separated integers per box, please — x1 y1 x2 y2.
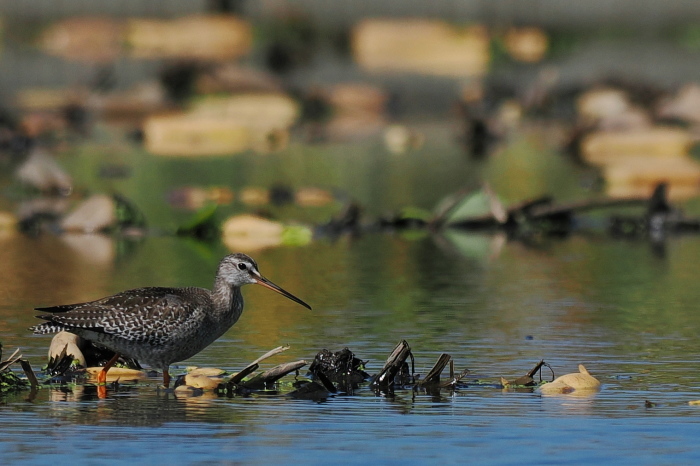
43 383 235 427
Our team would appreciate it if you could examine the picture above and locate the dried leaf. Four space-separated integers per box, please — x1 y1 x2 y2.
85 366 145 382
19 359 39 388
538 364 600 395
185 373 224 390
187 367 227 377
419 353 451 386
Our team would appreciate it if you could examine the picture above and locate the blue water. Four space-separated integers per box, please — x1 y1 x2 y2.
3 389 700 464
3 229 700 464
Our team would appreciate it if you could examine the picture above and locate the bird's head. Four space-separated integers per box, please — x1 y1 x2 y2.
218 253 311 310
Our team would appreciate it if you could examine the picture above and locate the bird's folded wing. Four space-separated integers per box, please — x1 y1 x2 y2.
36 288 207 345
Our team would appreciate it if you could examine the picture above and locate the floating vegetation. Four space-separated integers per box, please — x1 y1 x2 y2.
15 338 591 402
501 360 555 388
0 345 38 394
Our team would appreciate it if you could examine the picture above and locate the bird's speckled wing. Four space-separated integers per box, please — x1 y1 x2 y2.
32 287 211 346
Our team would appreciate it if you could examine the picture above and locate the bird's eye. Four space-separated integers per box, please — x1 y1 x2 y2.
237 263 247 271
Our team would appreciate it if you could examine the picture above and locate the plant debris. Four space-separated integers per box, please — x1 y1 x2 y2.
0 346 37 393
6 339 605 402
501 359 554 387
309 347 369 383
370 340 415 390
538 364 601 395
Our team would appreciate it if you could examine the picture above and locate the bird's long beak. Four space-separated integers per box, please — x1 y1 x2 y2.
254 275 312 310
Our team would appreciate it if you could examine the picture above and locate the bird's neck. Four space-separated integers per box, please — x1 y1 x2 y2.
212 278 244 320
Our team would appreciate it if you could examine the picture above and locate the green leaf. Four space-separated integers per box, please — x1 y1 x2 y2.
281 225 313 246
441 189 495 224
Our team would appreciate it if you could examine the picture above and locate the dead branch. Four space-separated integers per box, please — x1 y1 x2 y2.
250 345 290 366
241 360 307 389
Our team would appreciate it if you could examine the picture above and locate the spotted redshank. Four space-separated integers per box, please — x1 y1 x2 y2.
30 253 311 388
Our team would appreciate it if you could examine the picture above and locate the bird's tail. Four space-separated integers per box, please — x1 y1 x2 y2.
30 322 65 335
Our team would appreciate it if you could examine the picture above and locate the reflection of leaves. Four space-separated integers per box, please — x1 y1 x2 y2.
398 229 429 241
114 193 147 229
398 206 433 222
441 231 494 261
176 204 220 241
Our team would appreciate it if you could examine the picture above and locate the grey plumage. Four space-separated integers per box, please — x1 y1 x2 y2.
30 253 311 386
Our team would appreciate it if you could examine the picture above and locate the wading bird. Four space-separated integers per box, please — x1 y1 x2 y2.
31 253 311 388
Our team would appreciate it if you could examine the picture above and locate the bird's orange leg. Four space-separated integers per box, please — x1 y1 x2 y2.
97 353 121 399
98 353 121 384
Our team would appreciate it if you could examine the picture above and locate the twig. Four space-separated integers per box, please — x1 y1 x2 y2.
0 348 22 372
251 345 290 366
439 368 471 388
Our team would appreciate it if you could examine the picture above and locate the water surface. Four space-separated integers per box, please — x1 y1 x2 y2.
2 231 700 463
2 134 700 463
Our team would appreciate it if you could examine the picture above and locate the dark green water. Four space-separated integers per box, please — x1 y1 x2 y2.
2 131 700 463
